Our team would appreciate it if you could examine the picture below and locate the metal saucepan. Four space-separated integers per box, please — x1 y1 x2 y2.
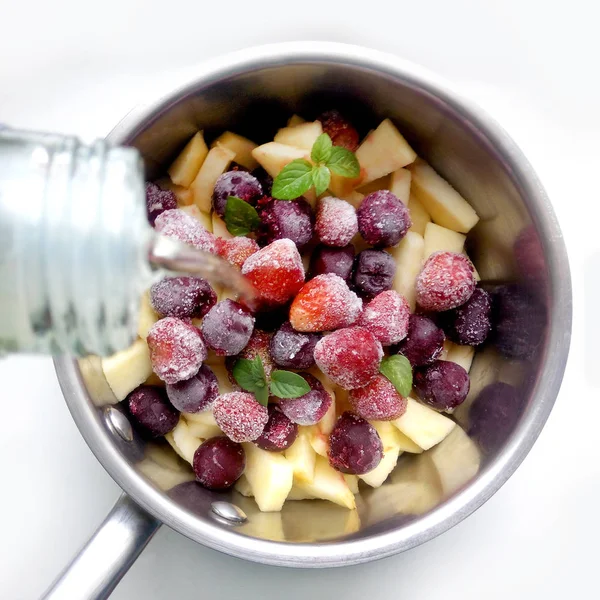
44 42 571 599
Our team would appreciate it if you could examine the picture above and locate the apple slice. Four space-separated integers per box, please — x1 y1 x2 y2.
387 231 425 311
102 339 152 401
191 143 236 213
234 474 253 497
340 190 365 209
406 194 431 236
274 121 323 150
287 485 315 500
371 417 422 455
212 212 233 240
357 174 391 195
137 458 195 491
143 371 164 387
145 443 187 472
211 131 258 170
242 443 294 512
308 428 329 458
329 172 363 199
360 446 401 488
185 419 222 440
409 159 479 233
355 119 417 184
183 409 219 426
179 204 213 232
344 474 359 494
392 398 455 450
164 419 201 464
78 356 119 406
287 114 306 127
423 222 466 259
156 177 194 207
285 428 317 483
137 291 158 340
445 341 475 373
390 167 411 203
295 456 356 509
251 142 308 178
168 131 209 188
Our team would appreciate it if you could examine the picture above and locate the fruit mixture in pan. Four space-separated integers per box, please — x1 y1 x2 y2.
101 111 494 513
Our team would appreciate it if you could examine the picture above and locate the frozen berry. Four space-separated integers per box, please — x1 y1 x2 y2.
269 321 319 369
279 373 332 426
127 385 179 437
146 182 177 226
315 197 358 247
414 360 470 412
491 284 546 359
317 110 360 151
441 287 492 346
314 327 383 390
241 239 305 308
357 191 411 247
216 236 259 269
328 412 383 474
416 251 476 312
394 315 445 367
147 317 206 384
358 290 410 346
353 249 396 299
166 364 219 413
349 374 407 421
289 274 362 332
193 437 245 490
201 299 254 356
254 404 298 451
469 382 523 454
226 329 274 383
251 166 273 196
213 392 268 442
256 197 314 250
155 209 217 254
212 171 263 217
309 244 355 282
150 276 216 319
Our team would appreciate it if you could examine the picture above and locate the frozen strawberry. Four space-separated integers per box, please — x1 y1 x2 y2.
357 290 410 346
213 392 269 442
147 317 207 384
315 197 358 247
154 209 217 254
317 110 360 152
349 374 407 420
241 239 305 307
314 327 383 390
216 236 260 269
289 274 362 332
225 329 274 383
416 251 476 312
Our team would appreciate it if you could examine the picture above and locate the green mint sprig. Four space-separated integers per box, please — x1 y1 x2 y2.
224 196 261 236
271 133 360 200
380 354 413 398
232 356 311 406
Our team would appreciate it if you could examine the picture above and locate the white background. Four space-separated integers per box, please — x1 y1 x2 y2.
0 1 598 598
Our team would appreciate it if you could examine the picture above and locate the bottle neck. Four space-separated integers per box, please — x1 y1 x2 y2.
0 129 152 356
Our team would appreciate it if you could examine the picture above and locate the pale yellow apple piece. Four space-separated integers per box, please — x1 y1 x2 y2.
251 142 307 178
285 429 317 483
409 159 479 233
340 190 364 209
209 362 236 395
168 131 209 188
329 172 363 198
387 231 425 311
445 342 475 373
357 174 391 195
303 187 318 209
191 143 236 213
102 339 152 401
344 474 359 494
143 371 164 387
171 418 202 464
287 485 315 500
390 167 411 203
427 425 480 495
309 428 329 458
183 410 219 426
137 458 195 491
137 291 159 340
218 287 239 303
392 398 455 450
406 194 431 236
179 204 212 232
212 212 233 240
295 456 356 509
287 114 306 127
243 443 294 512
423 222 466 259
355 119 417 185
211 131 259 170
359 446 401 488
234 474 253 497
78 356 119 406
185 419 222 440
204 350 225 367
274 121 323 150
155 177 194 207
233 495 286 540
145 443 187 472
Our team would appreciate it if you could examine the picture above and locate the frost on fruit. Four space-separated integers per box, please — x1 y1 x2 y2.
154 208 217 254
213 392 269 443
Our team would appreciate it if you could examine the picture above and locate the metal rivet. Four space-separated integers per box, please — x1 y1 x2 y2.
211 501 247 525
104 406 133 442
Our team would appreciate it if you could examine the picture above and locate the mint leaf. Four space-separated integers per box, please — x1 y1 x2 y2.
312 165 330 197
270 370 311 399
272 159 314 200
380 355 413 398
232 356 269 406
327 147 360 178
224 196 260 236
311 133 333 165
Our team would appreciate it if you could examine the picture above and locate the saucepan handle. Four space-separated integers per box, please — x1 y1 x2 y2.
41 494 161 600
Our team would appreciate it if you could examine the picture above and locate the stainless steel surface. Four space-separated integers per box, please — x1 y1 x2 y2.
53 41 571 576
211 501 248 524
104 406 133 443
41 494 160 600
